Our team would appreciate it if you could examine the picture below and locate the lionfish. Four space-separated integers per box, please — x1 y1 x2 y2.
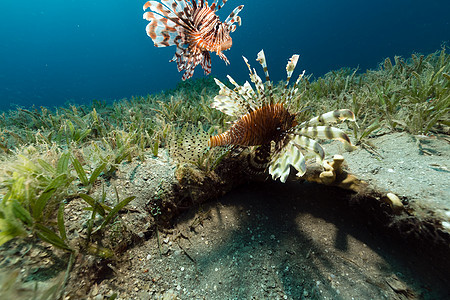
208 50 356 183
143 0 244 80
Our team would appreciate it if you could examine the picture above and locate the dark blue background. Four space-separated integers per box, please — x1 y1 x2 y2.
1 0 449 110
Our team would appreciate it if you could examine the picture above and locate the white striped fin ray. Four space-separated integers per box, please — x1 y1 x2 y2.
143 12 181 47
281 54 305 106
144 1 181 22
161 0 187 12
224 5 244 28
269 142 306 183
212 78 251 117
295 126 354 150
162 0 191 22
256 50 274 105
210 0 228 11
299 109 355 128
226 75 258 110
144 1 192 30
280 54 299 104
242 56 266 108
290 135 325 164
242 81 257 105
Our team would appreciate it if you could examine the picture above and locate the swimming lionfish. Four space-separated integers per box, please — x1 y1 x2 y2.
208 50 356 183
143 0 244 80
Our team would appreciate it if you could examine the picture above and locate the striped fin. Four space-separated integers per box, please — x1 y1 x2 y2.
281 54 301 103
269 142 306 183
201 50 212 74
295 126 355 149
226 75 258 110
143 1 191 47
144 12 181 47
211 78 251 117
284 55 299 90
241 81 258 109
242 56 266 107
144 1 181 21
256 50 274 105
181 51 206 80
285 71 305 103
290 135 325 163
143 1 194 31
224 5 244 28
170 46 188 71
210 0 228 11
161 0 187 12
299 109 356 127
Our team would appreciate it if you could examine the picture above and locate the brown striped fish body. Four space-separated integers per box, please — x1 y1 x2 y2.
143 0 244 80
209 50 356 182
208 103 297 147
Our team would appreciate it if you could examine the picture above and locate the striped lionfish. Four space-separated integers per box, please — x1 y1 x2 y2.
208 50 356 183
143 0 244 81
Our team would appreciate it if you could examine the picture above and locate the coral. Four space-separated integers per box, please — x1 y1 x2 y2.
301 154 368 193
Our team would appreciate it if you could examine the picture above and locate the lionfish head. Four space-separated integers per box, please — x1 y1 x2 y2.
209 50 356 182
219 36 233 52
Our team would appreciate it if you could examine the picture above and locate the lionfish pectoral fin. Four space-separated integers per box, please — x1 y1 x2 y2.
300 109 356 127
290 135 325 164
217 51 230 65
269 142 306 182
201 51 212 74
143 9 182 47
295 126 356 150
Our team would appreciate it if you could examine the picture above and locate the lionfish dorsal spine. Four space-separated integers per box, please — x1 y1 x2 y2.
242 56 266 107
214 0 228 11
256 50 274 105
281 54 299 104
225 75 257 111
212 78 251 117
224 5 244 30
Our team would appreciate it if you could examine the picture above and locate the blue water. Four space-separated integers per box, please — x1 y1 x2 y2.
1 0 449 111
